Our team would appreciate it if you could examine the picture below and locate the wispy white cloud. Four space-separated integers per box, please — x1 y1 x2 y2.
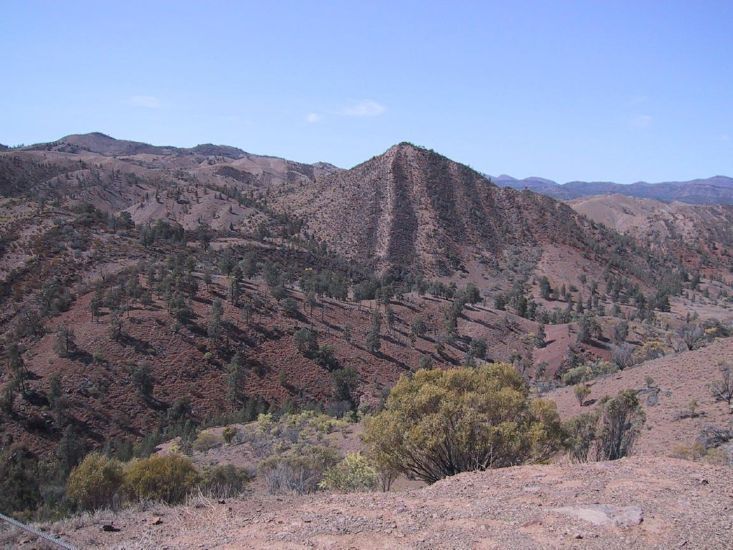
631 114 653 129
129 95 161 109
305 112 321 123
339 99 386 118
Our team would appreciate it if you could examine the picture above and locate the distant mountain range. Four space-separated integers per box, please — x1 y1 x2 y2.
492 174 733 205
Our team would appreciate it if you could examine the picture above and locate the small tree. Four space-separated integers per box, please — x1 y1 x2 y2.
132 364 154 400
410 316 427 340
57 425 86 476
109 310 123 341
90 295 102 323
366 310 382 354
54 326 76 358
222 426 238 444
595 390 646 460
535 324 547 348
678 323 706 350
208 299 224 342
228 274 241 306
124 454 199 504
332 367 359 409
461 283 481 304
227 352 246 405
576 314 601 345
563 389 645 462
282 297 300 318
465 337 487 366
7 343 29 394
563 412 597 463
709 363 732 409
294 327 318 356
385 306 396 336
538 276 552 300
612 343 636 370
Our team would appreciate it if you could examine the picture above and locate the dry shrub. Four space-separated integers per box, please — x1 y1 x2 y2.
67 453 123 511
124 454 199 504
258 445 339 495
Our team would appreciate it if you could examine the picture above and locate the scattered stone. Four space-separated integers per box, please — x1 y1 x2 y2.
102 524 121 532
150 516 163 526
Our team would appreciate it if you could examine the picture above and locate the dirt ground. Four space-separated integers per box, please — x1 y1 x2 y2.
30 456 733 549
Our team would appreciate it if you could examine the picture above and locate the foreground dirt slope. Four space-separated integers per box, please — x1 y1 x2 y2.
48 457 732 549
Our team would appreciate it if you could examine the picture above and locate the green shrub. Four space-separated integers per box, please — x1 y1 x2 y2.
364 363 564 484
67 453 124 511
562 360 617 386
124 454 199 504
319 453 378 492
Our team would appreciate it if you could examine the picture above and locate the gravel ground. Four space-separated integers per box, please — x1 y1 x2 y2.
33 456 733 549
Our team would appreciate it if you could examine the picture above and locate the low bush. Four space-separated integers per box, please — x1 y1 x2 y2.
198 464 252 498
634 340 667 363
562 360 617 386
319 453 378 492
258 445 339 495
124 454 199 504
193 431 223 452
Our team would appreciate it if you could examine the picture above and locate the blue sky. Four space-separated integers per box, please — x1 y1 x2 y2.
2 1 732 183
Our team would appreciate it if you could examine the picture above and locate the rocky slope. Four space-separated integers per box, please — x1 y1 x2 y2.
568 194 733 271
274 143 673 280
